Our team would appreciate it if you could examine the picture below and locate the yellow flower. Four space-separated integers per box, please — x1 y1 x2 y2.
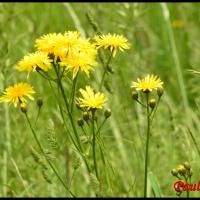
57 31 80 56
16 52 52 76
93 33 131 57
35 33 61 55
35 31 81 58
131 74 163 93
59 40 97 79
0 83 35 107
78 86 107 110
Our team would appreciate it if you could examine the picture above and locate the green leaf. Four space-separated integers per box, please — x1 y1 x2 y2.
148 171 162 197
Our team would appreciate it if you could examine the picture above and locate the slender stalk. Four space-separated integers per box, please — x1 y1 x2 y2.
161 3 188 110
37 69 55 82
136 99 147 108
11 158 31 197
70 72 79 113
53 64 91 173
99 52 113 91
186 176 191 198
144 93 150 198
92 109 98 179
48 79 80 152
187 127 200 158
150 97 161 122
34 107 41 126
96 118 107 137
24 112 75 197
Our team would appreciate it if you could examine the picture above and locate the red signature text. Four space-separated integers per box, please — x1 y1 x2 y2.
174 180 200 192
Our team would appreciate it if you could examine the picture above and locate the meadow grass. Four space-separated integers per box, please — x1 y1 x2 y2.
0 2 200 197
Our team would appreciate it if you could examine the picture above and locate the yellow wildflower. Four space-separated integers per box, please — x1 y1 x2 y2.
57 31 80 56
78 86 107 110
16 52 52 76
59 44 97 79
131 74 163 93
35 33 61 55
93 33 131 57
0 83 35 107
35 31 81 59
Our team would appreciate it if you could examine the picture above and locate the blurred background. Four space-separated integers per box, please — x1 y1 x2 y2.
0 2 200 197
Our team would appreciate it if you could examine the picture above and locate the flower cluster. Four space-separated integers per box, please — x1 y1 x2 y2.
0 31 130 109
171 162 193 197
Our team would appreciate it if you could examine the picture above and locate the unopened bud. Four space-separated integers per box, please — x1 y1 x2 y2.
83 112 90 122
104 109 112 118
149 99 156 109
157 87 164 97
37 98 43 108
183 162 191 171
171 169 178 177
20 102 27 113
77 118 84 127
131 91 138 100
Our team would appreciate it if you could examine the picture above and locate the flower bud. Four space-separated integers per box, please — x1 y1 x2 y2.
149 99 156 109
157 87 164 97
131 91 138 100
183 162 191 171
171 168 178 177
37 98 43 108
104 109 112 118
77 118 84 127
20 102 27 113
176 164 186 175
83 112 90 122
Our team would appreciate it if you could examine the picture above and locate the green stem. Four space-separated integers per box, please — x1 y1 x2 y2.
136 99 147 108
144 93 150 198
24 113 75 197
48 80 80 152
37 69 55 82
96 118 107 137
150 97 161 123
92 110 98 179
161 3 188 110
99 51 113 91
34 107 41 126
186 177 190 198
53 64 91 173
70 72 79 113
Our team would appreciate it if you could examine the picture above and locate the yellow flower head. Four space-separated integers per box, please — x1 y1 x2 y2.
78 86 107 110
16 52 52 76
93 33 131 57
60 52 97 79
131 74 163 93
54 31 81 58
35 33 61 54
35 31 81 58
0 83 35 107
